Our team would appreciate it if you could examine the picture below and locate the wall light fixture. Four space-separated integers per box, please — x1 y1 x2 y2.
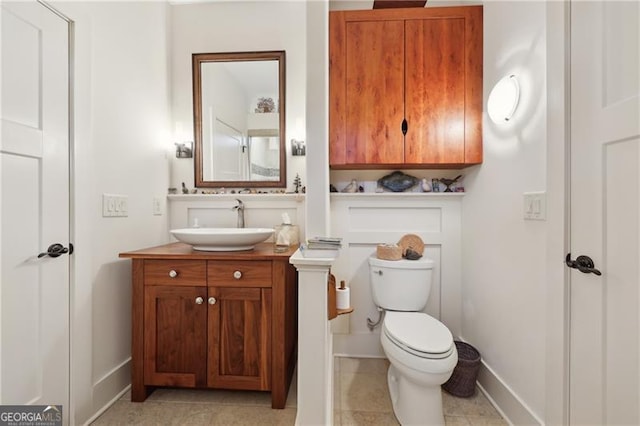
487 74 520 123
291 139 306 156
175 142 193 158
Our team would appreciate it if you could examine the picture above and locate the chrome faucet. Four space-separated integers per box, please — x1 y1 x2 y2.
233 199 245 228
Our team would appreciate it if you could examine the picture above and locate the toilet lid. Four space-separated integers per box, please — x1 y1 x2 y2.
384 312 453 359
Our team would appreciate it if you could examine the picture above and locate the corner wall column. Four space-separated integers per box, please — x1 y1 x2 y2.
290 251 336 425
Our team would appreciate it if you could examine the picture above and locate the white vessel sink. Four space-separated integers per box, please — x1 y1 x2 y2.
170 228 274 251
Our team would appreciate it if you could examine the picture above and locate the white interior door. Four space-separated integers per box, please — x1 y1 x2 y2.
569 1 640 424
0 0 70 419
212 117 245 181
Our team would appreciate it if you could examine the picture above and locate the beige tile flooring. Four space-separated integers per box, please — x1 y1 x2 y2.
92 357 507 425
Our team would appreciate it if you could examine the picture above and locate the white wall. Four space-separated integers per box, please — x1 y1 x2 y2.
53 2 171 423
461 2 547 423
170 1 307 192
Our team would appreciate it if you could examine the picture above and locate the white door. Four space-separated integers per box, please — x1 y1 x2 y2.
0 0 70 419
211 117 245 181
569 1 640 424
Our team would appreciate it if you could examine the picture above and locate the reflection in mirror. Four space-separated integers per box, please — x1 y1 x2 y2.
193 51 286 188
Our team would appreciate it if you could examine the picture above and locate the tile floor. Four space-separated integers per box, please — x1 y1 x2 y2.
92 357 507 425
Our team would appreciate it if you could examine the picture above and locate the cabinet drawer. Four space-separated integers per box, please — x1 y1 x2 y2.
144 260 206 286
208 261 272 287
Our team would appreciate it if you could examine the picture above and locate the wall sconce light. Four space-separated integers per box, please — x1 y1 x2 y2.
175 142 193 158
291 139 306 156
487 74 520 123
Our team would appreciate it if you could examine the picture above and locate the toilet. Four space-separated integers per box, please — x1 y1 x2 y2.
369 255 457 426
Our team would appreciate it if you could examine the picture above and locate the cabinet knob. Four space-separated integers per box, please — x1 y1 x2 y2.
195 297 204 305
169 270 178 278
233 270 242 279
208 297 217 305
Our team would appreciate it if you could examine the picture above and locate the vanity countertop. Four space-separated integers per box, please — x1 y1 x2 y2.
119 242 298 260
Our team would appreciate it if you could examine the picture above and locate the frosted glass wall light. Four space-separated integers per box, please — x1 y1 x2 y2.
487 74 520 123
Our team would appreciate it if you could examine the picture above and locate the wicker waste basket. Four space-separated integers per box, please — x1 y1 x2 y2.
442 341 481 397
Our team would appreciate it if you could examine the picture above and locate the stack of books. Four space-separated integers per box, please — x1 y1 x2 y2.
300 237 342 258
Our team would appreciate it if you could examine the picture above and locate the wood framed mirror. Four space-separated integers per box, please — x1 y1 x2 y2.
193 51 286 188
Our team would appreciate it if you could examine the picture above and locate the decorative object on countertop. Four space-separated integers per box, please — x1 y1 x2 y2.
341 179 358 193
377 243 403 261
336 280 351 310
181 182 189 194
358 185 365 193
293 173 302 193
274 213 299 253
330 184 338 192
190 189 198 194
432 178 441 192
168 187 177 194
378 171 419 192
440 175 463 192
420 178 432 192
398 233 424 259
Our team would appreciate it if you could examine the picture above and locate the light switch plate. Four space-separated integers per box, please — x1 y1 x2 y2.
103 194 128 217
153 197 163 216
523 191 546 221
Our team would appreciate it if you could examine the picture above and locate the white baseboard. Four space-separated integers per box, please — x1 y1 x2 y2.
477 360 543 426
333 332 384 358
83 358 131 425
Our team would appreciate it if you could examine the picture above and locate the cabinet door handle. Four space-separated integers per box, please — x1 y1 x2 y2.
401 118 408 135
208 297 217 305
195 297 204 305
169 270 178 278
233 270 242 279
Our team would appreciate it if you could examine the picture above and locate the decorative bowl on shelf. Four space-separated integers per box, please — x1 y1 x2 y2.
170 228 274 251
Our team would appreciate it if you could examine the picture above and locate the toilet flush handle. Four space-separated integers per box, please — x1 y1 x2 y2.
373 270 383 276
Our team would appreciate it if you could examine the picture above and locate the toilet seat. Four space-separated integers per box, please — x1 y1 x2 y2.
383 312 454 360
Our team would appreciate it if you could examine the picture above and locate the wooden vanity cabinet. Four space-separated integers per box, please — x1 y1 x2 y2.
120 244 298 409
329 6 483 168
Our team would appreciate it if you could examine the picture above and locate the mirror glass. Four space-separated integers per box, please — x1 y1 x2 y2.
193 51 286 187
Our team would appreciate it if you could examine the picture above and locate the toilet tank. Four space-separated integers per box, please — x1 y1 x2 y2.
368 255 434 311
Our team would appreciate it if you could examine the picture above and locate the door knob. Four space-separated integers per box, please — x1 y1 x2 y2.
38 243 72 258
565 253 602 276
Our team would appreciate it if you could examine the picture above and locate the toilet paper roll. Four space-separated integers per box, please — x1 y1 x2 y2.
336 287 350 310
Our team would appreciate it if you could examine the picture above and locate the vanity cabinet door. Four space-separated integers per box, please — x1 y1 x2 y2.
208 286 272 391
144 285 208 387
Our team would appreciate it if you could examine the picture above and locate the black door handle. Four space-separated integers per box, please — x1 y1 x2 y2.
38 243 73 258
565 253 601 276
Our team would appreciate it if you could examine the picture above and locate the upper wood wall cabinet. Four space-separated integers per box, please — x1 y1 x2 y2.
329 6 483 168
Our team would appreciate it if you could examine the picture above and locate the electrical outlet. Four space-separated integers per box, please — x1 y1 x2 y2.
153 197 163 216
523 192 546 221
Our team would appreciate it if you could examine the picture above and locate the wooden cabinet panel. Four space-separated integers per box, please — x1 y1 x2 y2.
208 286 272 391
345 20 405 164
208 260 272 287
144 260 206 286
122 244 297 408
144 286 208 387
405 18 465 164
329 6 483 168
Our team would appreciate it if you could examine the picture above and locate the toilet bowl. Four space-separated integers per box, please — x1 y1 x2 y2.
381 311 457 425
368 256 457 425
